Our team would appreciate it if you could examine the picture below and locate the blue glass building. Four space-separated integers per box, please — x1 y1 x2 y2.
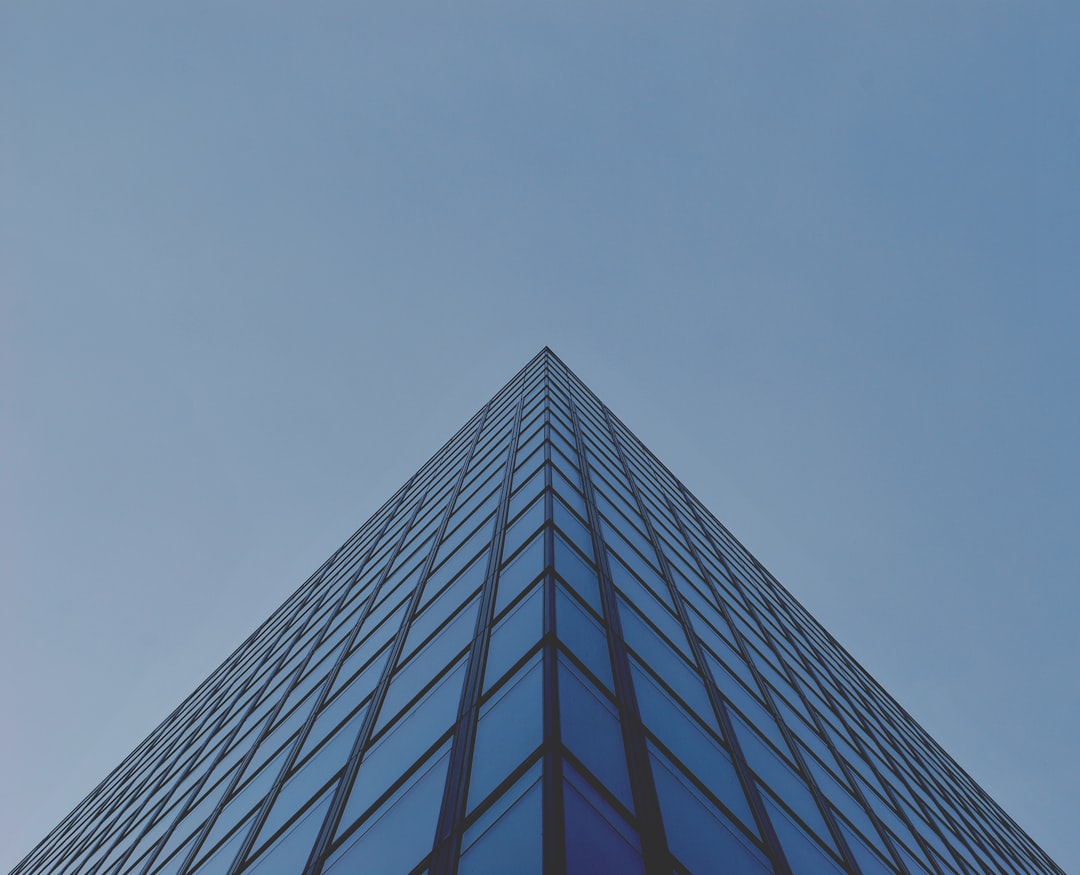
12 349 1061 875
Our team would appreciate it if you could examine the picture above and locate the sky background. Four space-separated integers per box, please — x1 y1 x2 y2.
3 4 1078 872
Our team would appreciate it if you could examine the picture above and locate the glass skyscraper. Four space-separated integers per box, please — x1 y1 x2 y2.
12 348 1061 875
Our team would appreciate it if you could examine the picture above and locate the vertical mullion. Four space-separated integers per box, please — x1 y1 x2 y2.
302 401 493 875
565 396 671 875
539 368 567 875
430 391 527 874
600 408 800 875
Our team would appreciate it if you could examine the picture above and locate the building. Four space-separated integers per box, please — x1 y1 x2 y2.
12 348 1061 875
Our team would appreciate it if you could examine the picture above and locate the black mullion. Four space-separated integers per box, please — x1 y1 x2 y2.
430 392 527 875
301 400 493 875
565 396 671 875
540 371 567 875
600 408 799 875
678 487 947 875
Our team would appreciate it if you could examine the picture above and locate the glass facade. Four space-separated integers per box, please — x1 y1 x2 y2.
13 348 1062 875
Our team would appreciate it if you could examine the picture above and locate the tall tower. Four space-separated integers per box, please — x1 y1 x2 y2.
13 349 1061 875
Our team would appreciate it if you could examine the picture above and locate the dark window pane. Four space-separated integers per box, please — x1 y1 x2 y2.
763 793 845 875
554 497 593 560
629 663 755 833
187 818 250 875
379 597 480 730
732 716 833 848
651 747 772 875
505 496 545 553
564 765 644 875
559 659 634 810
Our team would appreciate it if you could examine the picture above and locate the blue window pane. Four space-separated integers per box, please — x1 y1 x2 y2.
244 788 332 874
629 663 756 833
408 557 485 655
253 721 354 852
419 547 488 618
505 496 545 553
379 597 480 730
342 659 466 825
552 468 587 516
607 549 673 613
731 715 834 849
326 746 450 875
617 590 692 663
621 626 711 726
495 533 544 616
459 773 542 875
554 497 593 560
485 584 543 692
559 659 634 810
468 659 543 811
838 819 898 875
555 586 614 691
650 747 772 875
564 765 644 875
763 793 846 875
508 466 545 521
187 818 250 875
554 536 602 616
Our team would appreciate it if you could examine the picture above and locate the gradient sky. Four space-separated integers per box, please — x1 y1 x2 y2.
3 4 1078 871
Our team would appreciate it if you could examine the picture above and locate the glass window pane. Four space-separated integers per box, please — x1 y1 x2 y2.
558 659 634 810
763 793 845 875
485 584 543 692
468 659 543 811
629 663 755 833
342 659 466 826
650 746 772 875
564 766 644 875
494 533 544 616
555 586 613 691
459 772 542 875
379 597 480 730
244 788 332 874
553 536 601 616
326 746 451 875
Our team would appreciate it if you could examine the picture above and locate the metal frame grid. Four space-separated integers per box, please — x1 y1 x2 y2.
12 349 1062 875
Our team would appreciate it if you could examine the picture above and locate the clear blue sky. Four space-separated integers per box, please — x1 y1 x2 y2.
3 4 1078 871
